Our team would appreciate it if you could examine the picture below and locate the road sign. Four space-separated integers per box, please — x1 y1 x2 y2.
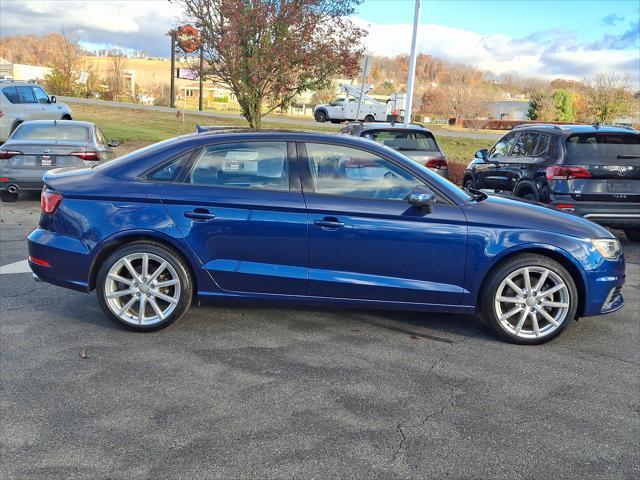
78 71 89 85
359 55 373 77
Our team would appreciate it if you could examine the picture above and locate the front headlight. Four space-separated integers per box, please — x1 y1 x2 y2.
592 238 621 259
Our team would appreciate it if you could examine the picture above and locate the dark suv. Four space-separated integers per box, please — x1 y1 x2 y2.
463 124 640 241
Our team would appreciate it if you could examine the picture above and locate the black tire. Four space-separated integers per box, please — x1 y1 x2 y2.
363 115 375 123
0 191 19 203
480 253 578 345
96 241 193 332
314 110 327 123
624 228 640 242
464 177 475 190
61 114 72 120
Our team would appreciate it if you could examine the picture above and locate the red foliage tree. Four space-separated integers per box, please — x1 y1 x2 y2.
176 0 366 128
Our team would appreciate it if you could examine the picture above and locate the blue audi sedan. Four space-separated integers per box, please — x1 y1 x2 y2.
27 130 625 344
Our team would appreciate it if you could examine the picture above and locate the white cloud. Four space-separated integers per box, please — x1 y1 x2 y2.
357 19 640 83
0 1 637 83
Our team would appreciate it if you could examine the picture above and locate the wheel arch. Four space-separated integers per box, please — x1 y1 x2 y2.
88 231 199 296
514 180 539 200
477 245 588 317
61 113 72 120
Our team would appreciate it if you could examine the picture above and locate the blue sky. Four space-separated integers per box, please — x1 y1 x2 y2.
358 0 639 44
1 0 638 82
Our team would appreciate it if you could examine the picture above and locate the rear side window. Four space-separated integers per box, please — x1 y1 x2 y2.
511 132 539 156
2 87 19 103
147 151 192 182
186 142 289 191
11 123 89 141
16 86 37 103
565 133 640 164
363 130 439 151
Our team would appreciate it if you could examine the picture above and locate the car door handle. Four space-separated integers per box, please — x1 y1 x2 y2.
314 217 345 229
184 209 216 221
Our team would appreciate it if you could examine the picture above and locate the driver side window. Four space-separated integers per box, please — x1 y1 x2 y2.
489 132 517 159
305 143 424 201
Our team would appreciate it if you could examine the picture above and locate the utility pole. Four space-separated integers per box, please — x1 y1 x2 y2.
403 0 422 126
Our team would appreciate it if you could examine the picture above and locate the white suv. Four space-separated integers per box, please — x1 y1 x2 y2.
0 81 73 142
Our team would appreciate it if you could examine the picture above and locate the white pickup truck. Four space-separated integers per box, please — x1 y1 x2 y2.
313 83 389 123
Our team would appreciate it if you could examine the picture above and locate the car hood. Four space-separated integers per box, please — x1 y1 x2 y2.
463 194 614 240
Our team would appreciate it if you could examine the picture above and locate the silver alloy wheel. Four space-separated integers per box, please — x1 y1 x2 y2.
494 266 570 339
104 252 181 326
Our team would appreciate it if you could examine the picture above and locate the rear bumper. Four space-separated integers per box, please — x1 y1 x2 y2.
0 167 48 191
27 228 92 293
550 198 640 228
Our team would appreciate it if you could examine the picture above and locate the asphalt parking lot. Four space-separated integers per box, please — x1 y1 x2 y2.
1 197 638 480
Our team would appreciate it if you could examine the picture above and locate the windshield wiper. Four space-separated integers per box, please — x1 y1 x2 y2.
617 154 640 159
463 187 487 202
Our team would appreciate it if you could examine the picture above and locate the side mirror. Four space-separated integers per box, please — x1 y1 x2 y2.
50 95 57 103
475 148 488 160
107 140 120 148
408 185 436 210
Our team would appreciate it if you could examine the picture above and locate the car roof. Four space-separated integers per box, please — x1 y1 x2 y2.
15 120 95 128
0 81 45 88
511 123 638 135
343 122 431 132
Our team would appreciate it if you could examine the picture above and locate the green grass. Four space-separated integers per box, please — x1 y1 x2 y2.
70 101 493 164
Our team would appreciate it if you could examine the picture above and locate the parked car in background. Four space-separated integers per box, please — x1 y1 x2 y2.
28 129 625 344
340 122 449 179
0 81 72 142
463 124 640 242
0 120 119 202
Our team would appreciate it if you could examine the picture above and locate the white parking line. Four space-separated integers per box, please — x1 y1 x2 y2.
0 259 30 275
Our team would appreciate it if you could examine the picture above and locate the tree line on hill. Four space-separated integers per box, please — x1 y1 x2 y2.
1 23 637 127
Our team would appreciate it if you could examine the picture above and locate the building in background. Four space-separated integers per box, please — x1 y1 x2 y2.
0 58 51 81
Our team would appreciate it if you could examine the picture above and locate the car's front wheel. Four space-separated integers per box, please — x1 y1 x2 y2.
480 254 578 344
96 242 193 331
624 228 640 242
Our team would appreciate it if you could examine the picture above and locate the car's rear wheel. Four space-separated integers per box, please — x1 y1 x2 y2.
363 115 375 123
480 254 577 344
314 110 327 123
96 242 192 331
624 228 640 242
0 191 19 202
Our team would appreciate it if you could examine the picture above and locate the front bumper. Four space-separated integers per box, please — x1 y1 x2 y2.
582 253 626 317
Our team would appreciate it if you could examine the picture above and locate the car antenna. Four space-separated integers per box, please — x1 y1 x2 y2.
54 119 57 126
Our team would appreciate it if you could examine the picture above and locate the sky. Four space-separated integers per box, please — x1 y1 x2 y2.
0 0 638 83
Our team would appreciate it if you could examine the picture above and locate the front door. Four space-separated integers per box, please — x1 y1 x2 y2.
300 142 468 305
476 131 518 190
160 140 308 295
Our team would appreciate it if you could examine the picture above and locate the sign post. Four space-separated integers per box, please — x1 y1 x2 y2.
169 30 176 109
355 54 373 122
198 47 204 111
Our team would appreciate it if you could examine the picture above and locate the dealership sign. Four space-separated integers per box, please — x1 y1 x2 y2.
176 68 198 80
176 25 201 53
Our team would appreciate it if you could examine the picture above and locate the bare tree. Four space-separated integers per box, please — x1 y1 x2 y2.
585 72 633 124
106 56 128 101
175 0 365 128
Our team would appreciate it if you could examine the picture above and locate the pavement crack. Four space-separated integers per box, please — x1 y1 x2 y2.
1 285 51 299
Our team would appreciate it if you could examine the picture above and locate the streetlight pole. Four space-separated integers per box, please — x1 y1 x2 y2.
169 30 176 109
403 0 422 126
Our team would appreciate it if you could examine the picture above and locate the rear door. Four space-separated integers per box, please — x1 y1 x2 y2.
561 132 640 202
476 131 517 190
160 140 309 295
300 141 467 305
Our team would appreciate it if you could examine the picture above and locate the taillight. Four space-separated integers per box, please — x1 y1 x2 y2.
0 150 22 160
425 157 448 169
546 165 591 180
0 111 4 118
41 190 63 214
554 203 575 212
70 151 100 161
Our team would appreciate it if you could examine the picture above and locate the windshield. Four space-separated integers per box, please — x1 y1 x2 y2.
565 133 640 164
363 130 439 151
12 123 89 142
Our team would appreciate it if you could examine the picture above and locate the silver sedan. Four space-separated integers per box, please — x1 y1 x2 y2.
0 120 119 202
